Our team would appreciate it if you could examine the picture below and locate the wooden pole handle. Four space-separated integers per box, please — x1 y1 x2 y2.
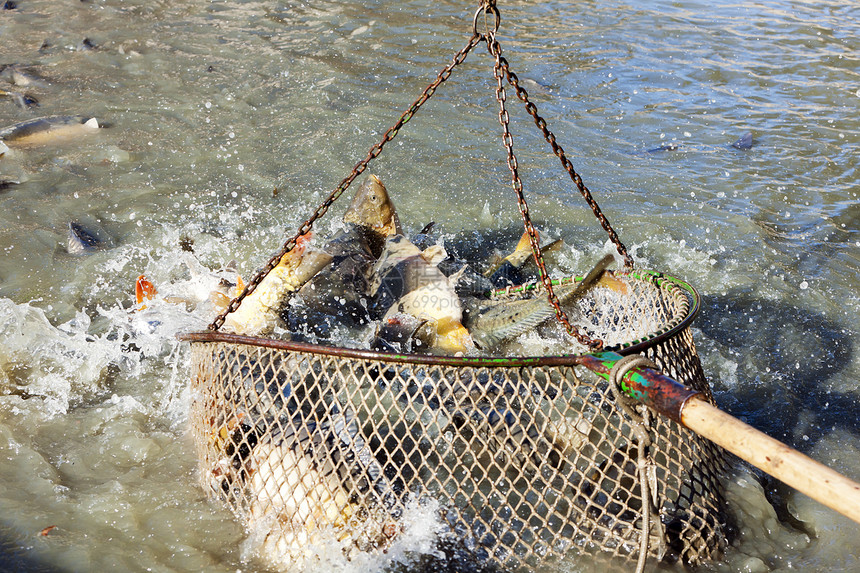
681 397 860 525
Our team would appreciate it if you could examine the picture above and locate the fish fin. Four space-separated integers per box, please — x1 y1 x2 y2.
209 291 231 313
502 230 540 268
596 273 629 295
135 274 157 308
83 117 99 129
392 211 403 236
235 274 245 297
434 318 475 354
505 229 537 267
448 265 468 286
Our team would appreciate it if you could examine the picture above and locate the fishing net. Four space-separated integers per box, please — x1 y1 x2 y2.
186 270 730 570
184 2 733 569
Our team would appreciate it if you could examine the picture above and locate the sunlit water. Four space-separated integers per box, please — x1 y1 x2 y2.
0 0 857 571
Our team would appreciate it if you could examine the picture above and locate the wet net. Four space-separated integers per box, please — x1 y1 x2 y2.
186 270 730 571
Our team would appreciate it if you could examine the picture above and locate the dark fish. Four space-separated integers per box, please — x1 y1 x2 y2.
288 175 400 336
646 142 682 153
2 1 16 10
67 221 101 255
731 131 754 150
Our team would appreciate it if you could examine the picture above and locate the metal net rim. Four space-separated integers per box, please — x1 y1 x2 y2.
180 269 700 368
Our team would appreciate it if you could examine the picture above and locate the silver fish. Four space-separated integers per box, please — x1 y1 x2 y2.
464 254 618 350
67 221 102 255
370 234 474 354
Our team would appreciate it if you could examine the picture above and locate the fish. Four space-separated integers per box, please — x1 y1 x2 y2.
464 254 619 350
342 173 401 241
485 229 564 288
66 221 102 255
245 409 397 569
731 131 754 150
0 115 99 147
370 234 474 354
222 232 333 336
287 175 400 338
0 87 38 109
135 274 157 311
0 65 48 88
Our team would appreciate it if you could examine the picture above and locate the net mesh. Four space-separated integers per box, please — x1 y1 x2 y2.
188 271 730 570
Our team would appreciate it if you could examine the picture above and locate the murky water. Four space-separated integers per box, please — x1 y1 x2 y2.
0 0 857 571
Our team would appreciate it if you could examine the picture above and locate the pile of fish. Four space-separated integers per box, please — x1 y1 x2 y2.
220 174 626 357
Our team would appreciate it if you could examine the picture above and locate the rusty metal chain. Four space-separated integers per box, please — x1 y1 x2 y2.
499 60 634 270
485 26 603 350
208 34 482 331
211 0 632 347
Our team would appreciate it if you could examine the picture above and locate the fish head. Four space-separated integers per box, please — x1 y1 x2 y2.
343 174 400 236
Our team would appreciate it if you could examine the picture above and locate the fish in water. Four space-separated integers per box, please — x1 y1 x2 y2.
464 254 621 351
67 221 102 255
222 232 333 336
0 115 99 147
288 174 401 337
0 65 48 88
0 88 38 109
646 141 682 153
370 234 474 354
731 131 754 150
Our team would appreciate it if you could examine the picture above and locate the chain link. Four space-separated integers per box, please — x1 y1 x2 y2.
208 34 482 331
486 33 603 350
499 60 634 270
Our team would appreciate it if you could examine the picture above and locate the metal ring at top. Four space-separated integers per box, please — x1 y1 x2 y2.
472 3 501 39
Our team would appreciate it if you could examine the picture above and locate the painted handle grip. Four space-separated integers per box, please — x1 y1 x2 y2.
578 351 860 526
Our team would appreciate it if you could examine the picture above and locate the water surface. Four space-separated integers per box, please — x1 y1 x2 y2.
0 0 858 571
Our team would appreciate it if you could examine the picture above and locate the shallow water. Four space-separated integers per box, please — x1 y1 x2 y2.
0 0 857 571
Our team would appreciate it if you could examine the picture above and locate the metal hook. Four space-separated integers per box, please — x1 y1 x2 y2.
472 1 501 40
